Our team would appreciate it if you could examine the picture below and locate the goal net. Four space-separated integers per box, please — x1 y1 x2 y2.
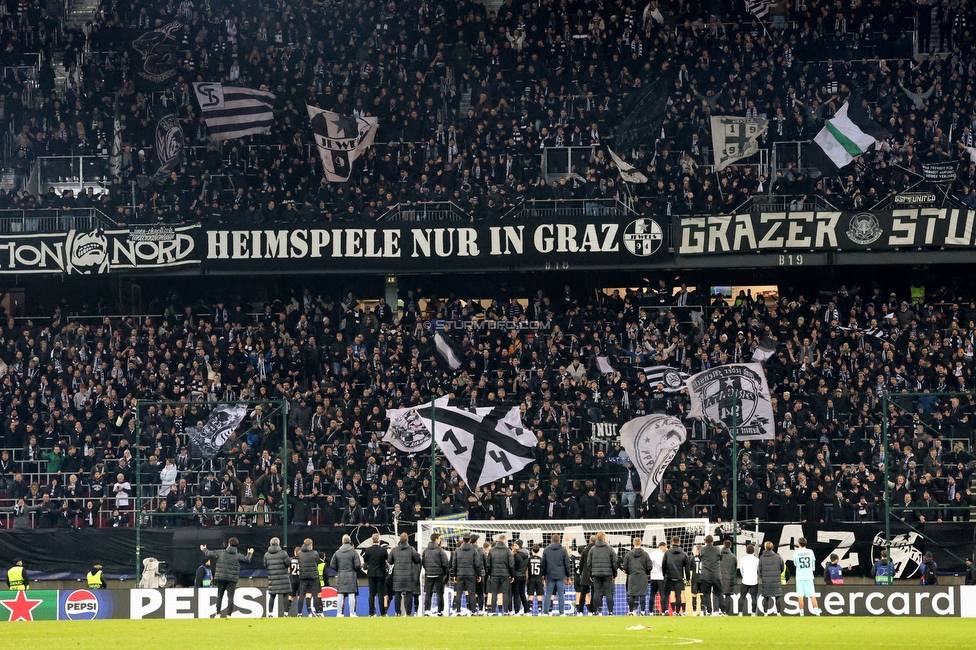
418 518 711 616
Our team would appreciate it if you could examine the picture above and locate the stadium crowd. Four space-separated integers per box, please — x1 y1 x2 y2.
3 0 976 221
0 276 973 529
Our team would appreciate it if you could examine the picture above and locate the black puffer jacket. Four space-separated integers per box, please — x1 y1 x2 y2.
264 543 291 595
451 542 483 578
663 545 690 581
297 544 323 583
422 541 449 578
487 542 514 578
585 539 618 578
389 540 421 592
205 545 252 583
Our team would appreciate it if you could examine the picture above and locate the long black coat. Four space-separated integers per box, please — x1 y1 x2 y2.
264 544 292 595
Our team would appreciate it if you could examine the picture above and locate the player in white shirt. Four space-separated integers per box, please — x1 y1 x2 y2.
737 544 760 615
648 542 666 615
793 537 821 616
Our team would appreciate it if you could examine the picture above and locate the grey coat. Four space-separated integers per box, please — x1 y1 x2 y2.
699 543 722 582
263 544 292 595
330 543 363 594
205 545 252 583
585 539 618 578
758 549 785 597
389 541 421 592
719 548 738 592
621 546 651 596
540 542 571 580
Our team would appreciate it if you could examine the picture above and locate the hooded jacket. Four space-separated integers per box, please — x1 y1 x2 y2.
297 543 323 582
422 541 449 578
330 543 363 593
451 541 483 578
264 543 292 595
389 540 421 591
622 546 651 596
663 545 691 581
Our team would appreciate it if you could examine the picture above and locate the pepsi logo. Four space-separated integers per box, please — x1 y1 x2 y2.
320 586 338 612
64 590 99 620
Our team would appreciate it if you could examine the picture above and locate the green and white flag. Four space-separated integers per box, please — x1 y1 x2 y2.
807 93 889 174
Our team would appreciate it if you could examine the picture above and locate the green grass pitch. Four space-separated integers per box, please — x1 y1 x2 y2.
2 616 972 649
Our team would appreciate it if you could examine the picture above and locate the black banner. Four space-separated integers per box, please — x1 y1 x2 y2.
921 161 958 183
0 225 198 275
733 521 974 578
0 525 399 576
677 208 976 255
202 216 668 273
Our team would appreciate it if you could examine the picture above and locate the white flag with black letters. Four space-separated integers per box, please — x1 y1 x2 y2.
187 403 248 458
385 398 535 487
619 414 687 501
307 104 378 182
686 362 774 440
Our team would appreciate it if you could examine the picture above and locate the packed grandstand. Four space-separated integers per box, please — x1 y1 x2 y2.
0 0 973 537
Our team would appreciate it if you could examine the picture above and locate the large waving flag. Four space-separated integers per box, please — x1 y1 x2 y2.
193 83 276 140
187 404 248 458
686 362 774 440
385 398 535 487
307 105 378 182
806 93 889 175
619 414 687 500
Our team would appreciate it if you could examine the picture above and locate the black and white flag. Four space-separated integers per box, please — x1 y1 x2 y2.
131 21 181 88
619 414 687 501
434 332 463 371
686 362 774 440
750 335 777 363
837 325 890 341
385 398 535 487
150 114 184 184
746 0 772 18
710 116 768 171
307 105 378 182
193 83 276 140
607 147 648 183
187 403 248 458
640 366 689 392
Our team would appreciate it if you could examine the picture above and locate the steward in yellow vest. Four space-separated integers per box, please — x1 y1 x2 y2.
7 559 28 590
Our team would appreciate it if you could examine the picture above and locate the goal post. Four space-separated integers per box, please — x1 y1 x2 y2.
418 518 711 616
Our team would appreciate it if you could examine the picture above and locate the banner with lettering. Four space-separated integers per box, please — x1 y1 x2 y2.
676 208 976 255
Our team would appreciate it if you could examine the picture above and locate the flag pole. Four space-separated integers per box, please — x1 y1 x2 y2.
430 395 437 517
731 391 739 560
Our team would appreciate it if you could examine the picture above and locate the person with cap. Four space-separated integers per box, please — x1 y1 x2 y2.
201 538 254 617
7 559 28 590
195 557 213 589
920 551 939 586
824 553 847 585
87 562 105 589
